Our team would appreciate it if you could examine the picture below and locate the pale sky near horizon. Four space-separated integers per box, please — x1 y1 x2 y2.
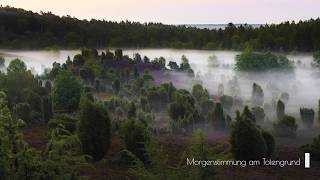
1 0 320 24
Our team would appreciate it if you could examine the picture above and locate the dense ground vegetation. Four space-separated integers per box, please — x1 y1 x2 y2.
1 6 320 51
0 47 319 179
1 4 320 176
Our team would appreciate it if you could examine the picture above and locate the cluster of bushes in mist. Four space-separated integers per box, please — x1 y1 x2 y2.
235 48 294 71
1 47 320 179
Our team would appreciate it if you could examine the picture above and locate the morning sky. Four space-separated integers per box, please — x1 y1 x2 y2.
1 0 319 24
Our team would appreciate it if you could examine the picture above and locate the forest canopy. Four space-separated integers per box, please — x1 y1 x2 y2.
0 6 320 51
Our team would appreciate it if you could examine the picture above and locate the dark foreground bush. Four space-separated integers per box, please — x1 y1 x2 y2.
302 135 320 161
121 118 150 162
78 96 111 161
230 109 275 160
261 130 275 157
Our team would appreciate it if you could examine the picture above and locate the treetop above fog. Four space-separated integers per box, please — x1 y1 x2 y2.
235 48 294 71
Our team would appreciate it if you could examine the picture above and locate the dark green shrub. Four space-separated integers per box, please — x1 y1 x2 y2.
5 59 36 106
159 83 176 102
192 84 209 103
168 102 192 130
173 90 195 108
121 119 150 162
168 102 186 121
179 55 191 71
78 96 111 161
261 130 275 157
133 53 142 63
235 49 293 71
168 89 196 130
81 48 98 58
230 111 267 160
302 135 320 161
168 61 179 70
79 67 95 80
24 89 42 112
73 54 85 67
53 70 83 112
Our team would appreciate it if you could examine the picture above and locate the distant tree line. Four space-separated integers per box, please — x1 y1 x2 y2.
0 6 320 51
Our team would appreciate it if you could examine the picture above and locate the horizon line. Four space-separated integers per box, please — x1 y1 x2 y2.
1 5 320 26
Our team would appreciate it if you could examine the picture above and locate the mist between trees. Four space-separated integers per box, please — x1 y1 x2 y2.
0 40 320 178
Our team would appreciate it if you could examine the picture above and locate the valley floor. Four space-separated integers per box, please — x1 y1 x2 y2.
23 123 320 180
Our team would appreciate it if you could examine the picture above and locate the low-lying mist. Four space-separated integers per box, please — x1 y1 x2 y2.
1 49 319 130
148 51 320 145
136 50 318 125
